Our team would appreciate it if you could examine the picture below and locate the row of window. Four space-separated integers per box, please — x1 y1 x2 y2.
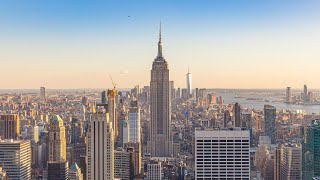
197 140 249 142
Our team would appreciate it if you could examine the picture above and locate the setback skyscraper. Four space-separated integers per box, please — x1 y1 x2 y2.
48 115 66 162
147 24 172 157
87 108 114 180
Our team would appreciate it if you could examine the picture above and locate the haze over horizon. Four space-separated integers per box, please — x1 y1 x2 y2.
1 0 320 89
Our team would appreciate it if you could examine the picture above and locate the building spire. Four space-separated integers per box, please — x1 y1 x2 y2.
159 21 162 43
157 21 163 58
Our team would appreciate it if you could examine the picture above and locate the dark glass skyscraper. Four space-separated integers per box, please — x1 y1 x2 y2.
233 102 241 127
302 119 320 179
264 104 276 144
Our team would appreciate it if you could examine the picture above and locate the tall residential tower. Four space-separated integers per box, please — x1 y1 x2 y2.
186 67 192 96
147 24 172 157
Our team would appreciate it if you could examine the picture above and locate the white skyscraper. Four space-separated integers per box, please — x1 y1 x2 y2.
128 100 140 143
186 67 192 96
0 139 31 180
147 23 172 157
195 128 250 179
87 109 114 180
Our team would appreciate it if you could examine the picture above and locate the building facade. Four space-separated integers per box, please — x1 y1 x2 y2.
147 160 162 180
302 120 320 179
0 114 20 140
48 115 67 161
0 140 31 180
280 144 302 180
87 110 114 180
114 150 131 180
128 100 141 143
147 24 172 157
264 105 277 144
47 161 69 180
195 128 250 179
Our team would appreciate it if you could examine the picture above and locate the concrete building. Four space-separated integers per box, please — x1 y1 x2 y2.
48 115 67 161
147 160 162 180
87 109 114 180
147 24 172 157
0 114 20 140
0 140 31 180
124 142 142 176
195 128 250 179
114 150 131 180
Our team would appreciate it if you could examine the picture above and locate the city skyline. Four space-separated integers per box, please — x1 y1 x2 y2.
1 1 320 89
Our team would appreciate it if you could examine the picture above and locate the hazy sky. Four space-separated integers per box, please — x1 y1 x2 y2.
1 0 320 89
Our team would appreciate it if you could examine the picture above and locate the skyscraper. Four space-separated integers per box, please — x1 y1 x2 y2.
147 23 172 157
286 87 292 104
302 119 320 179
280 144 302 180
0 139 31 180
304 84 308 103
108 88 118 139
233 102 241 127
87 109 114 180
128 100 141 143
264 105 277 144
195 128 250 179
40 87 46 103
48 115 67 161
0 114 20 140
71 117 82 145
101 91 107 104
186 67 192 96
223 110 231 128
124 142 142 176
170 81 175 101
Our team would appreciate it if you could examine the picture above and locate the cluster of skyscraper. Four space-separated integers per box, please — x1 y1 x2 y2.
0 25 320 180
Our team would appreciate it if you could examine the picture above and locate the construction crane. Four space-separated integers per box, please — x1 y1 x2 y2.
109 74 117 90
108 74 117 98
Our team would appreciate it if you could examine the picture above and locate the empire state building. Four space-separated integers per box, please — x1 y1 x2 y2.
147 24 172 157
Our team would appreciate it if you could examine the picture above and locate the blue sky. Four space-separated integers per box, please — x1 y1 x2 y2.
0 1 320 89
